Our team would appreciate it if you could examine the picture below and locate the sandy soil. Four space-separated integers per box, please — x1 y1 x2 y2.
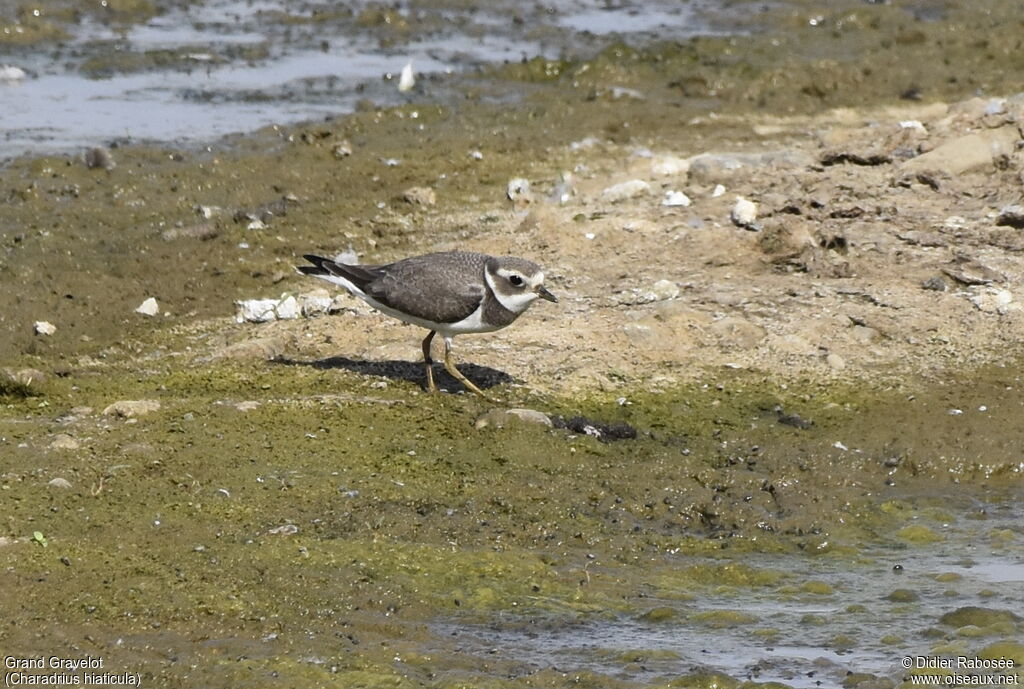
235 95 1024 398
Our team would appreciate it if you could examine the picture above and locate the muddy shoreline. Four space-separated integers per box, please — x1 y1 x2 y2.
2 1 1024 687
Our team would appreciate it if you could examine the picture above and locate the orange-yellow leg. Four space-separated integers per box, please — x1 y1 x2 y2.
442 336 495 401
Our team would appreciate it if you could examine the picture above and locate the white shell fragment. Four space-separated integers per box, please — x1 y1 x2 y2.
34 321 56 336
236 291 344 322
970 288 1016 315
0 65 26 83
662 190 692 207
274 295 299 320
507 177 532 202
236 299 279 323
730 196 759 229
549 171 575 204
299 292 334 317
135 297 160 317
651 156 690 176
398 60 415 92
643 279 680 302
602 179 650 203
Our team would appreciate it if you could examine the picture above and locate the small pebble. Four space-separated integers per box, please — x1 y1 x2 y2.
601 179 650 202
662 190 691 207
995 204 1024 229
84 147 115 170
102 399 161 418
34 321 56 336
644 279 679 301
475 408 553 430
402 186 436 206
332 140 353 158
730 196 759 229
135 297 159 317
549 171 575 204
507 178 532 204
49 435 79 451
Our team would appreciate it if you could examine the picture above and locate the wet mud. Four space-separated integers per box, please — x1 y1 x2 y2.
1 1 1023 687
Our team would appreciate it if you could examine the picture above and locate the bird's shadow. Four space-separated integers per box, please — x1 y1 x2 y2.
273 356 514 393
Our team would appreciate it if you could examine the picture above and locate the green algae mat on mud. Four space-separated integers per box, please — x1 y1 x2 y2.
1 351 1022 687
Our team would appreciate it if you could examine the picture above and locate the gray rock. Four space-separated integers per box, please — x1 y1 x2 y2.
49 434 80 451
851 325 879 343
161 222 219 241
996 204 1024 229
687 150 812 183
902 128 1019 175
102 399 161 418
475 408 553 430
942 257 1004 285
826 353 846 371
3 367 45 388
921 276 947 291
644 279 680 302
48 477 73 489
601 179 650 202
709 317 766 349
402 186 436 206
651 156 690 176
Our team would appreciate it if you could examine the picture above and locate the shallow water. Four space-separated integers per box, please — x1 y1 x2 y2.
0 0 736 159
438 497 1024 687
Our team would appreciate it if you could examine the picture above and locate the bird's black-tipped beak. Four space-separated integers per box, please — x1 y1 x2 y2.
536 286 558 303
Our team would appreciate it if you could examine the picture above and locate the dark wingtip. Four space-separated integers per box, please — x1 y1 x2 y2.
298 254 332 276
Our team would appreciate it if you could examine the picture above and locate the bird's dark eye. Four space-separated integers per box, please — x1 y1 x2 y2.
509 274 524 286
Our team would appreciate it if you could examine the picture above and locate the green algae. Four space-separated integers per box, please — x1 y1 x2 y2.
978 640 1024 664
1 353 1022 682
896 525 944 544
691 609 758 628
801 580 834 595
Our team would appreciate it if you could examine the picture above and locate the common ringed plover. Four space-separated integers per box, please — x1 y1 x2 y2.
298 250 557 399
